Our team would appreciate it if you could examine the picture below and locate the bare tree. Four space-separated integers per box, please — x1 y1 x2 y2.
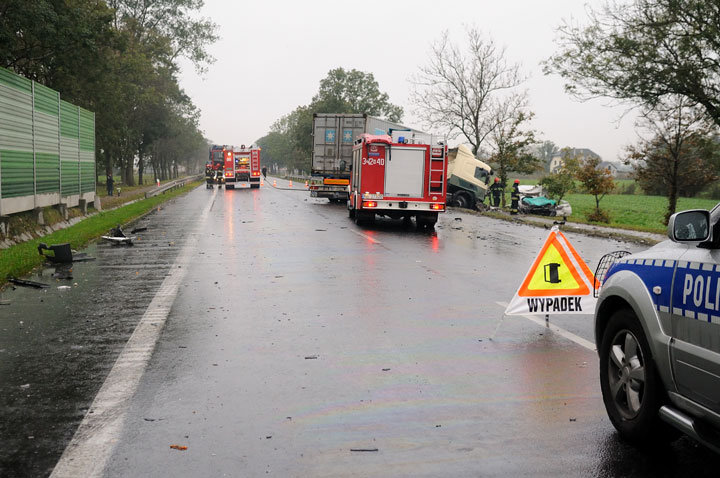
410 26 528 155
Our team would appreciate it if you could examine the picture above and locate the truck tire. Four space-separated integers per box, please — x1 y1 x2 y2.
348 206 355 219
453 192 472 209
599 308 678 444
251 184 259 189
227 185 234 190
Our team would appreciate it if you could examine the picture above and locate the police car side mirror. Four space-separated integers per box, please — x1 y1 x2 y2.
668 210 711 242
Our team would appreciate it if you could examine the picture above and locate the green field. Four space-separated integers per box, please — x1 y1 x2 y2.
505 179 719 233
562 193 718 232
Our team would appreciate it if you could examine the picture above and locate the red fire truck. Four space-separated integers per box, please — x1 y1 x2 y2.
348 134 448 227
224 145 261 189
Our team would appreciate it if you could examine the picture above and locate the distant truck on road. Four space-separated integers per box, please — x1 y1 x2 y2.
310 113 430 203
348 132 448 228
207 144 227 188
225 145 261 189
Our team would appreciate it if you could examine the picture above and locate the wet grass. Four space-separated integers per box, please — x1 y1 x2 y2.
0 181 202 287
504 179 719 233
562 194 718 232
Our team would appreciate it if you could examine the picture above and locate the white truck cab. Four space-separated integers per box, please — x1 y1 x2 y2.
594 202 720 452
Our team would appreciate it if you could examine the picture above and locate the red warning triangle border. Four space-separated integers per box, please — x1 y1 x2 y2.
517 231 589 297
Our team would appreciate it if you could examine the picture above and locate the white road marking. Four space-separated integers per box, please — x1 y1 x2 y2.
496 301 596 352
50 187 214 478
349 228 382 244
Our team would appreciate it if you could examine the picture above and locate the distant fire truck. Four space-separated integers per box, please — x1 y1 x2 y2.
224 145 261 189
207 144 227 188
348 133 448 228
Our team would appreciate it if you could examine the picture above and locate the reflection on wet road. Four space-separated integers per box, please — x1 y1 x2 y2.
1 180 719 477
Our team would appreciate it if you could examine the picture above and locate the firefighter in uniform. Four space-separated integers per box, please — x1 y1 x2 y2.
205 163 214 188
488 177 503 207
510 179 520 215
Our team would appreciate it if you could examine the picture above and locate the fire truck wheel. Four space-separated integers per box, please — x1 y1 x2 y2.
348 207 355 219
417 213 438 228
355 211 374 226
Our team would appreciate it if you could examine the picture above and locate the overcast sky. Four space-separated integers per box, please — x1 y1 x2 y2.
179 0 638 162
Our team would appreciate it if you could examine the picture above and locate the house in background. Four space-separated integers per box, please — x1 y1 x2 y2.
549 148 601 172
598 160 619 176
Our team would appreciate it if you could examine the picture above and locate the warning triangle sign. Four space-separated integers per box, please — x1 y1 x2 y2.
505 227 598 316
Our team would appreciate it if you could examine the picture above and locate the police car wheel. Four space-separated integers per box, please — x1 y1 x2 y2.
599 309 675 443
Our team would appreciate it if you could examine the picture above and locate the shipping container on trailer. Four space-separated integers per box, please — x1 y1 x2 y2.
348 132 448 228
310 113 431 202
225 145 261 189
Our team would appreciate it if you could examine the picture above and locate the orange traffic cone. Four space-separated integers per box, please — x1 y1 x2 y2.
304 180 309 189
273 179 277 187
289 180 293 188
260 179 264 186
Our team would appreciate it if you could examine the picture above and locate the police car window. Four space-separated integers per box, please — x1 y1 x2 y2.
474 167 488 181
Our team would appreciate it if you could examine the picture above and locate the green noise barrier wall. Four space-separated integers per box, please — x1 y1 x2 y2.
0 66 96 216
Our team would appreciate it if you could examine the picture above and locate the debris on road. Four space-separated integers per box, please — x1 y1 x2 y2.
131 226 148 233
57 286 71 290
101 225 135 245
8 278 49 289
0 300 10 306
304 355 318 360
350 448 379 452
169 445 187 451
37 243 73 263
382 368 391 371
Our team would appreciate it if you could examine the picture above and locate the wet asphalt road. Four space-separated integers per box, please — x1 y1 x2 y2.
2 179 720 477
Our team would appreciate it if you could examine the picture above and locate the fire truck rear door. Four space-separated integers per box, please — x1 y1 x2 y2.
385 146 425 197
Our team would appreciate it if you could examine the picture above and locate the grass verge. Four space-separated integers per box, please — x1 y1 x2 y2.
0 181 202 287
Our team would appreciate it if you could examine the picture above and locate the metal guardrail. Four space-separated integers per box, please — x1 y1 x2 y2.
144 174 203 199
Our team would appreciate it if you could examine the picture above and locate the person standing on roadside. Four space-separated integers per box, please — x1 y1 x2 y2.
510 179 520 215
106 173 114 197
489 177 504 207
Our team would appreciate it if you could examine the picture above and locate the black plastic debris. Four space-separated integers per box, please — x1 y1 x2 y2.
37 243 73 263
51 265 73 280
131 226 148 234
350 448 379 452
38 242 95 263
8 278 49 289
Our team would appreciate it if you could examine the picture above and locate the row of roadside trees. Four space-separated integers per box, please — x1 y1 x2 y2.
0 0 218 186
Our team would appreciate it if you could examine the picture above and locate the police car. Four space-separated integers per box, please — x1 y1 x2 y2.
595 202 720 452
